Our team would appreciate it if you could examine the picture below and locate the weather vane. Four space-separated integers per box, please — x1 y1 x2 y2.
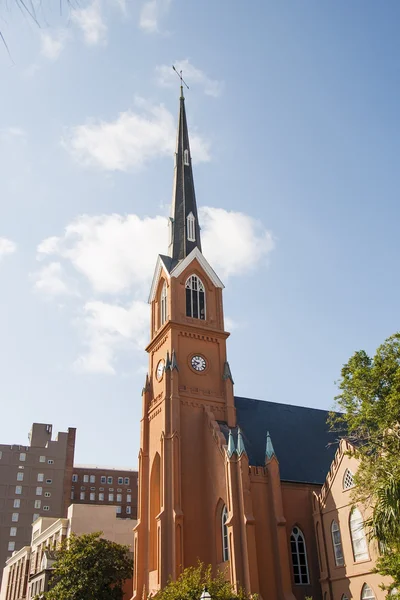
172 65 189 97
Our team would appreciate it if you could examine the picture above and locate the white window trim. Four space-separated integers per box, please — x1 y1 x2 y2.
343 468 355 490
290 526 310 585
160 281 168 326
222 505 229 562
185 274 206 320
361 584 376 600
186 212 196 242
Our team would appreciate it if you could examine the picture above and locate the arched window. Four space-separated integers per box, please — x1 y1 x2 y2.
331 520 344 566
290 526 309 585
361 584 375 600
221 505 229 562
343 469 355 490
187 212 196 242
185 275 206 320
160 281 167 326
349 508 369 562
184 149 189 166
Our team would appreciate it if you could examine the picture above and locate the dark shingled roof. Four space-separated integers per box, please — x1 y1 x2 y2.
219 396 338 485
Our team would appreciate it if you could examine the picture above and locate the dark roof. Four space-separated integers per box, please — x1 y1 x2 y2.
159 254 180 274
219 396 339 485
167 93 202 261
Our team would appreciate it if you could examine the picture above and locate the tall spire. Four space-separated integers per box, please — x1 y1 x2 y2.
168 91 202 261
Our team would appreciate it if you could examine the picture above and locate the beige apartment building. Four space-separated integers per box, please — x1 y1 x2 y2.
0 504 135 600
0 424 138 589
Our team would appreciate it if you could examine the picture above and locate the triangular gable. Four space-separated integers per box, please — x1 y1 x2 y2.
148 256 171 303
319 438 356 504
170 247 224 289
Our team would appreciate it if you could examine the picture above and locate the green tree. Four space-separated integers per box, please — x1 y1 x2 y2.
43 531 133 600
330 333 400 592
153 562 254 600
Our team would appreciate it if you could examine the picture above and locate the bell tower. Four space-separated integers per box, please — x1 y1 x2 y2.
133 89 236 598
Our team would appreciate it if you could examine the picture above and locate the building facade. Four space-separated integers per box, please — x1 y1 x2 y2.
0 504 135 600
132 89 388 600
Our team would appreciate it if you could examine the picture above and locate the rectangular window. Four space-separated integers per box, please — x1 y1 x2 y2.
101 476 106 484
37 473 44 482
13 499 20 508
80 492 85 500
90 475 95 483
43 506 50 511
116 506 121 514
15 486 22 495
116 494 122 502
48 459 54 464
124 477 130 485
126 506 131 515
19 453 26 461
107 476 113 484
39 456 45 463
10 527 17 537
70 491 74 500
16 472 24 481
90 493 95 501
108 493 114 501
83 475 89 483
99 493 104 501
33 514 39 522
118 477 123 485
8 542 15 552
72 474 78 482
0 451 2 459
36 487 42 496
127 494 131 503
44 492 51 498
34 500 41 509
46 479 52 484
12 513 19 522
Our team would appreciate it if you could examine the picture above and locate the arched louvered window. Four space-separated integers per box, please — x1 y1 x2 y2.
160 281 168 326
331 520 344 566
187 212 196 242
290 526 309 585
350 508 369 562
343 469 355 490
361 584 375 600
185 275 206 320
222 505 229 562
184 149 189 165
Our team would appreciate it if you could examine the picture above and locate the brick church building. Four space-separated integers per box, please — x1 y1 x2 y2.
132 89 388 600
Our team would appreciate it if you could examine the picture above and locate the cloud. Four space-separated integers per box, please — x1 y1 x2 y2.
156 59 224 97
72 1 107 46
31 262 79 297
139 0 171 33
63 101 211 170
40 30 69 61
36 208 274 373
0 238 17 261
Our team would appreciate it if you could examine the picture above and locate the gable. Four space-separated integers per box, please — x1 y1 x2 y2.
171 247 224 289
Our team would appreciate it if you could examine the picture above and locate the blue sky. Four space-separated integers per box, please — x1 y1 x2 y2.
1 1 399 468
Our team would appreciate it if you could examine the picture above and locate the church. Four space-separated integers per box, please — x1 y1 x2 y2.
132 89 387 600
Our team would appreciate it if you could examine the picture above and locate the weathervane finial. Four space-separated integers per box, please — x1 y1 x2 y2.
172 65 189 99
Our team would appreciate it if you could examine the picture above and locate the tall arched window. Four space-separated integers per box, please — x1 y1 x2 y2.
349 508 369 562
187 212 196 242
343 469 355 490
221 505 229 562
290 526 309 585
160 281 167 326
185 275 206 320
331 520 344 566
361 584 375 600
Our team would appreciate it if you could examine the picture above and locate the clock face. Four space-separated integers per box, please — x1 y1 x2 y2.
156 359 165 381
191 355 207 372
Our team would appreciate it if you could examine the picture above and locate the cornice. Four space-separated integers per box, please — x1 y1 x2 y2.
146 320 229 353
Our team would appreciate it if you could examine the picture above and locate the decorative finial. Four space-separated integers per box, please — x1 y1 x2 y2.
266 431 276 460
227 429 236 458
170 349 179 371
172 65 189 99
222 361 234 385
237 427 247 457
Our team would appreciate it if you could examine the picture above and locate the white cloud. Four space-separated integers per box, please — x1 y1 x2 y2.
0 238 17 261
40 30 69 61
36 207 274 373
72 1 107 46
139 0 171 33
74 299 149 374
31 262 78 297
63 101 210 170
156 59 224 97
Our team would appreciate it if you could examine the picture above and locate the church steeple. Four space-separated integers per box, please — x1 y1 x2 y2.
168 90 202 261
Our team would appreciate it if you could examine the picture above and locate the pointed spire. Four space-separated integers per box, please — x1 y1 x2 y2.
170 349 179 371
141 373 150 395
222 361 234 385
227 429 236 458
168 92 202 261
266 431 276 460
165 351 171 370
237 428 247 457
